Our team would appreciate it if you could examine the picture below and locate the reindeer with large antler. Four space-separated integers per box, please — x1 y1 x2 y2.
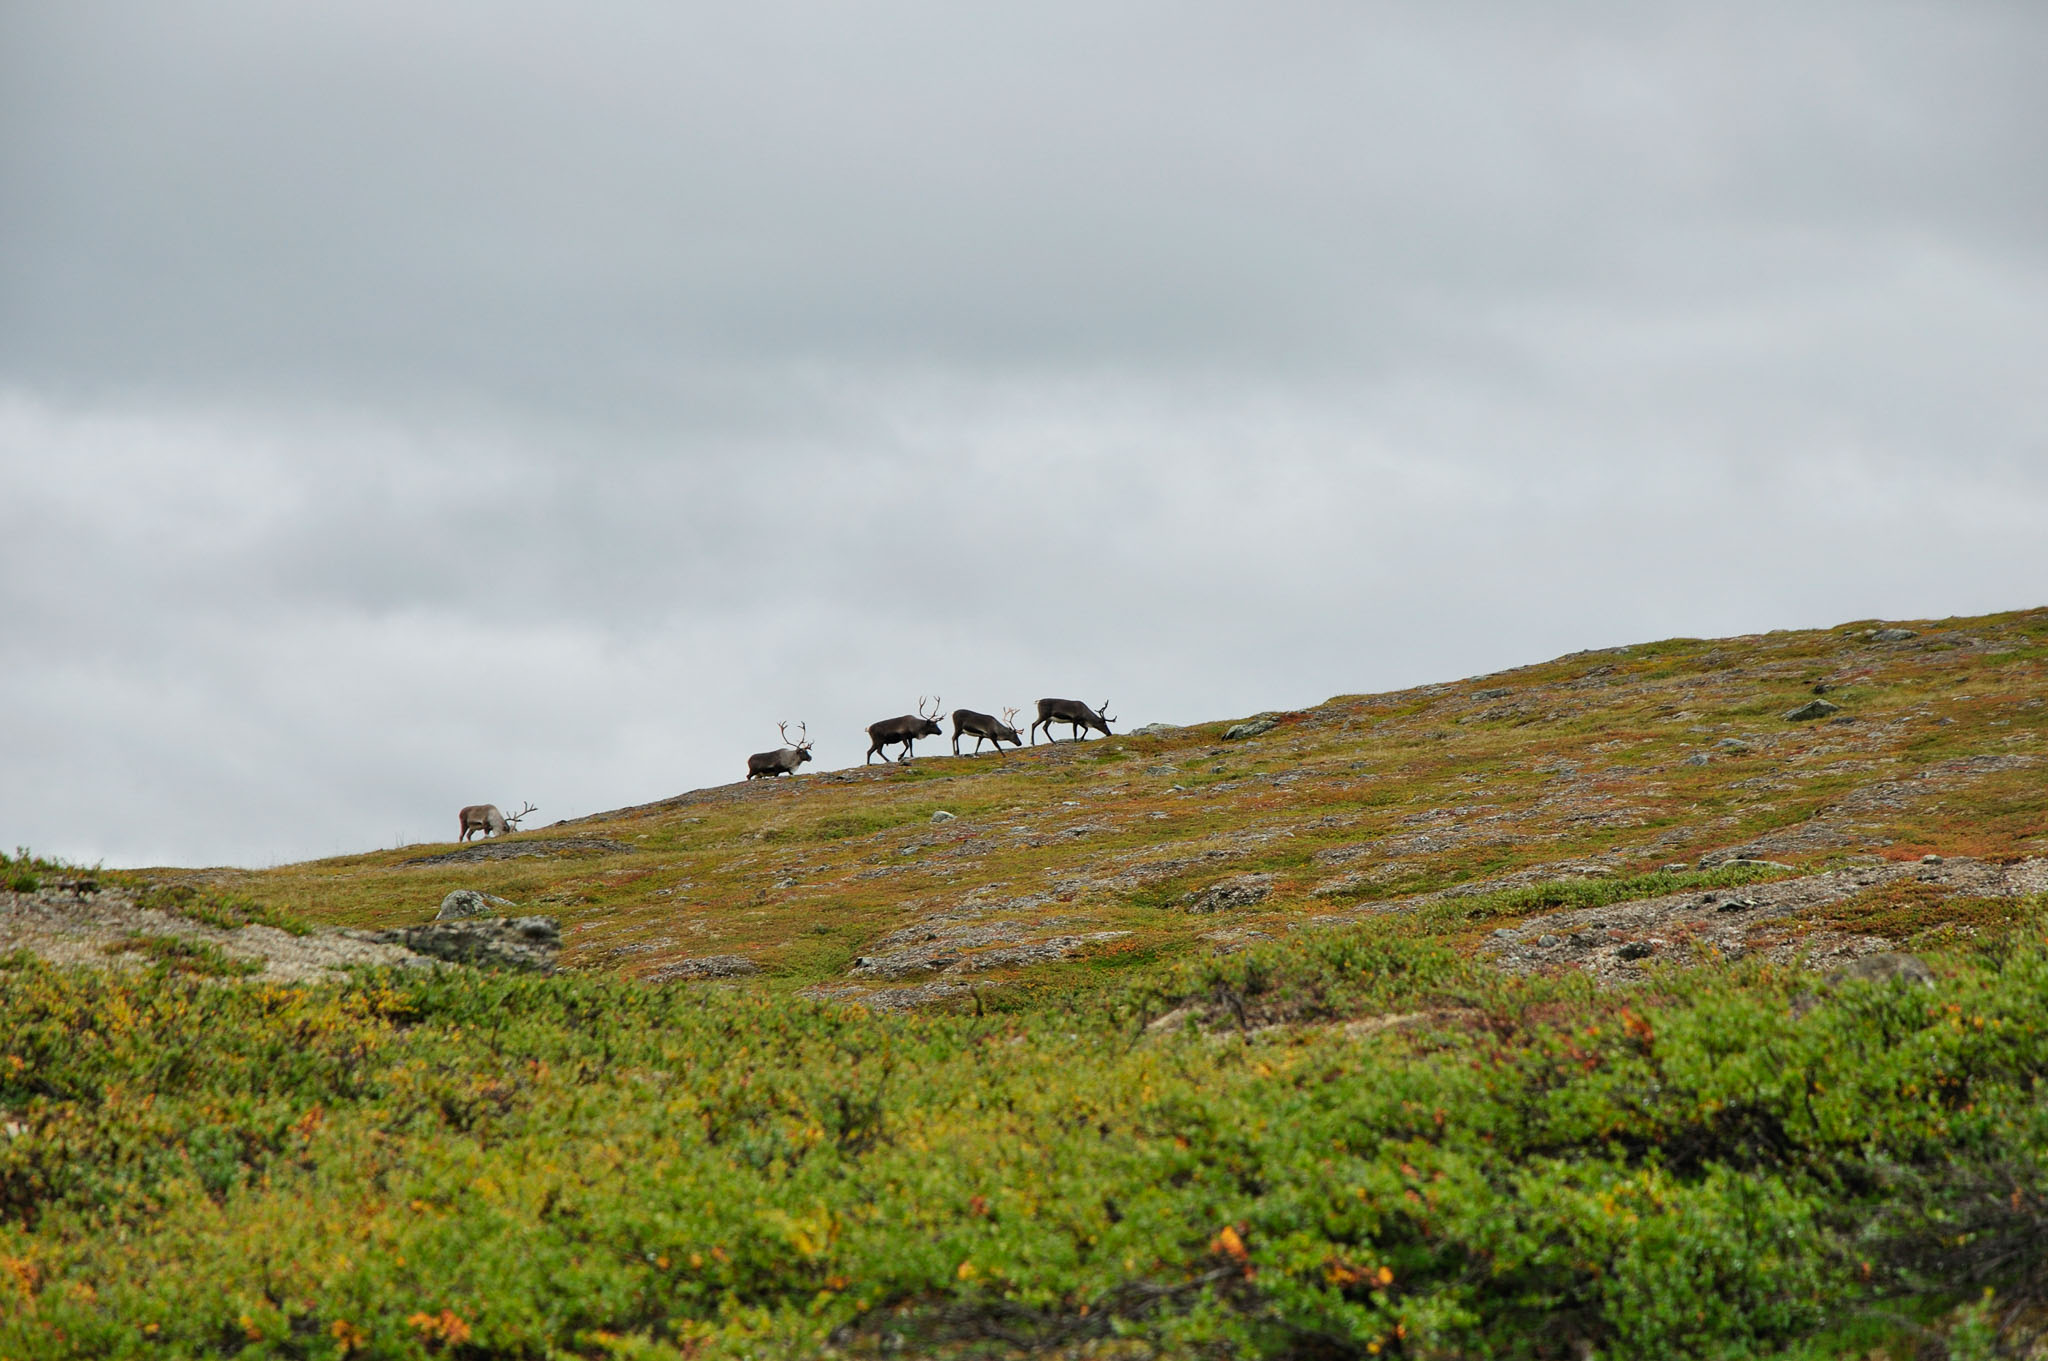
458 800 537 841
747 721 814 779
951 705 1025 756
1030 698 1116 744
866 696 944 764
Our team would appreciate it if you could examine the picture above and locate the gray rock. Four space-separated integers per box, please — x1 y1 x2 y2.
435 889 516 920
1536 933 1562 948
1683 753 1711 767
930 810 957 823
1825 952 1934 987
1784 699 1843 722
1127 723 1178 737
1616 941 1656 961
1868 628 1918 642
368 917 559 973
1221 717 1279 741
1181 874 1274 914
647 955 760 982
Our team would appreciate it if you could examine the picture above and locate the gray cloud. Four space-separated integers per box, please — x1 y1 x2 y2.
2 1 2044 865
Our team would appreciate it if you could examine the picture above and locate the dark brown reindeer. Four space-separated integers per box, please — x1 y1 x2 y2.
866 696 944 764
952 706 1024 756
1029 698 1115 744
747 721 814 779
458 801 536 842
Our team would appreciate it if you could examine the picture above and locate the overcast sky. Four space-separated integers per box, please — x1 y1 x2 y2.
4 2 2045 868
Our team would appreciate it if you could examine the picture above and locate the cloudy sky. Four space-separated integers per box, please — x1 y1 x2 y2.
3 2 2045 868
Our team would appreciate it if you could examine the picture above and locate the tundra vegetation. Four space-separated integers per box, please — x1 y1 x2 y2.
5 608 2048 1358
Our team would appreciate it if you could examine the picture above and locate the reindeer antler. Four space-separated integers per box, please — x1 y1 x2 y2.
506 801 538 829
1002 706 1020 727
919 695 943 719
1099 700 1116 722
777 720 793 745
793 720 811 750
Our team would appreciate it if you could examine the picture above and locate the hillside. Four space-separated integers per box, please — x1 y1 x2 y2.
5 607 2048 1361
135 606 2048 1004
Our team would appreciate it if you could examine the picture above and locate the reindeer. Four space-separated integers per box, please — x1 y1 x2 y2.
458 801 537 841
952 706 1024 756
866 696 943 764
1029 698 1115 744
747 721 814 779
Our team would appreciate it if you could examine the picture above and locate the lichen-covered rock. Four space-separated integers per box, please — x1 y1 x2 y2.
1784 699 1842 722
366 917 559 973
1825 951 1934 987
1182 874 1274 914
435 889 516 920
1222 717 1279 741
646 955 760 983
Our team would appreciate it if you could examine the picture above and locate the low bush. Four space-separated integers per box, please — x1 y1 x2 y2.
1 926 2045 1358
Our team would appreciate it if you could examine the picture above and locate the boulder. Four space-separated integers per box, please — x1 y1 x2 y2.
1784 699 1842 722
1222 717 1279 741
435 889 516 920
1867 628 1917 642
930 810 957 823
1182 874 1274 914
1824 952 1934 987
1127 723 1178 737
368 917 559 973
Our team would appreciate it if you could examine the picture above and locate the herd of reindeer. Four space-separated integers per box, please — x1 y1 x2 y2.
454 696 1115 842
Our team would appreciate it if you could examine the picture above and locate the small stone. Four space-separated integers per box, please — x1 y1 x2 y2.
1661 863 1691 872
930 810 957 823
1222 716 1279 741
1868 628 1917 642
1127 723 1178 737
1920 853 1942 864
1784 699 1842 722
1537 933 1562 948
1616 941 1655 961
1683 753 1711 767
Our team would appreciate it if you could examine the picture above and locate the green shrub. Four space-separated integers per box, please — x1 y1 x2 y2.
2 929 2046 1358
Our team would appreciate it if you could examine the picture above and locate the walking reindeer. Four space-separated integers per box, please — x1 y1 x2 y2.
867 696 944 764
952 706 1024 755
1029 698 1115 744
747 721 814 779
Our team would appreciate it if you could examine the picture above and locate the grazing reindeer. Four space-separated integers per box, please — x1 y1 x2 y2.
952 706 1024 756
747 721 814 779
866 695 944 764
1030 698 1115 744
458 801 537 841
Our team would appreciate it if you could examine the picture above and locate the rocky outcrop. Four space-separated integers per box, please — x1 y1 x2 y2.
1182 874 1274 914
358 917 560 973
646 955 760 982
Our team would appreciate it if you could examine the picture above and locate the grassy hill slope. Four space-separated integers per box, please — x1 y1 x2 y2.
210 606 2048 1003
5 607 2048 1360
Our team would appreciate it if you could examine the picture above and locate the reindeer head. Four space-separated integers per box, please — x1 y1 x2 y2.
916 695 944 738
778 721 814 765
